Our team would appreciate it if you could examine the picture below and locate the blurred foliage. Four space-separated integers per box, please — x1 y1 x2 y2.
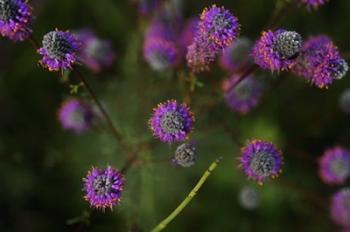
0 0 350 231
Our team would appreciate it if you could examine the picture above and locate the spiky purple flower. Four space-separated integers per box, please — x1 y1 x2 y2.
199 5 240 50
38 30 80 72
319 147 350 185
300 0 328 8
0 0 32 41
58 98 94 134
149 100 194 143
240 139 283 185
83 166 124 210
330 188 350 228
293 36 348 88
223 74 263 114
220 37 253 72
172 142 196 167
74 29 115 73
186 5 240 73
252 30 302 72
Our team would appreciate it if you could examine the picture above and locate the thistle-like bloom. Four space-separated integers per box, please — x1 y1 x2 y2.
222 74 263 114
0 0 32 41
58 98 94 134
339 89 350 114
240 139 283 185
199 5 240 50
187 5 240 73
38 30 80 71
83 166 124 210
143 38 179 71
74 29 115 73
252 30 302 72
239 186 260 210
219 37 253 72
143 19 179 71
300 0 328 8
330 188 350 228
319 147 350 185
293 36 348 88
149 100 194 143
172 142 196 167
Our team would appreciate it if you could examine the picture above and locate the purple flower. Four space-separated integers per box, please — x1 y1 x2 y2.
223 74 263 114
74 29 115 73
149 100 194 143
300 0 328 8
293 36 348 88
186 5 240 73
330 188 350 228
252 30 302 72
219 37 253 72
83 166 124 210
199 5 240 50
172 141 196 167
58 98 94 134
319 147 350 185
38 30 80 72
143 38 179 71
0 0 33 41
240 139 283 185
137 0 161 15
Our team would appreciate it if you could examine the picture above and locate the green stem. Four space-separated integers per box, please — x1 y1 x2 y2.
150 158 222 232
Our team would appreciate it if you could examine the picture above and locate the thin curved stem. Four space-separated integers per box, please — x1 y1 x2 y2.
150 158 222 232
73 68 130 154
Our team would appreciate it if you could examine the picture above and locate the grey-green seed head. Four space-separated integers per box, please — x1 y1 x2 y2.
160 111 184 135
331 158 350 179
275 31 303 59
93 174 113 196
332 59 349 80
250 152 275 177
173 143 196 167
0 0 17 22
43 31 74 59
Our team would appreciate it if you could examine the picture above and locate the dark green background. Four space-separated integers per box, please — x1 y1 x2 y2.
0 0 349 231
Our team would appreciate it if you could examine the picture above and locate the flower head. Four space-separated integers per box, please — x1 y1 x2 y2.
83 166 124 210
240 139 283 185
149 100 194 143
38 30 80 71
319 147 350 185
239 186 260 210
300 0 328 8
0 0 32 41
143 38 179 71
223 75 263 114
172 142 196 167
199 5 240 50
219 37 253 72
74 29 115 73
186 5 240 73
252 30 302 72
330 188 350 228
58 98 94 134
293 36 348 88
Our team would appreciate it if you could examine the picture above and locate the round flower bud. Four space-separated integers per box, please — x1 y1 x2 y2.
239 186 260 210
172 142 196 167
